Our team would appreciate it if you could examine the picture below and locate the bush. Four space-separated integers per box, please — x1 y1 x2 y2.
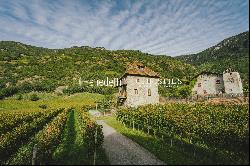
16 94 23 100
30 93 40 101
0 87 18 99
39 104 47 109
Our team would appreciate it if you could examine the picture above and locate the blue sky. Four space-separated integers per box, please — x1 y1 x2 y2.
0 0 249 56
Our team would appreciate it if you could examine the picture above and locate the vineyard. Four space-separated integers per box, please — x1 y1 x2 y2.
116 103 249 164
0 107 104 165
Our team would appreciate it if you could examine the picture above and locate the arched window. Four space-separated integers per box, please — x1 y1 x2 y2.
148 89 151 96
134 89 138 94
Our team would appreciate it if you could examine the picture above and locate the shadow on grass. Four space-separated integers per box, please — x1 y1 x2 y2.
51 109 84 165
51 109 109 165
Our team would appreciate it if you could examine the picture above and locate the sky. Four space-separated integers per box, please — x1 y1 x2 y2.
0 0 249 56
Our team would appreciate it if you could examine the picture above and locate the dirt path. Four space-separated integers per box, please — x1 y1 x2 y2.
96 120 166 165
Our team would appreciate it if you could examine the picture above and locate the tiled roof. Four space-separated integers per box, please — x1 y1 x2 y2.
123 62 160 78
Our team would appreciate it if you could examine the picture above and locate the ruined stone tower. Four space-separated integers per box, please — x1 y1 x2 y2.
223 68 243 95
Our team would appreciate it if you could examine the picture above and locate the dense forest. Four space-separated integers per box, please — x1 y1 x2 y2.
0 31 249 98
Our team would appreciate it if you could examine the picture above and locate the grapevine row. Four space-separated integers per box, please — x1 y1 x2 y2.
5 108 69 165
0 108 63 162
117 103 249 155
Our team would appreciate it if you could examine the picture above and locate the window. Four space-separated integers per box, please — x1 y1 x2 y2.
139 66 144 70
148 78 151 84
216 80 221 84
198 83 201 87
137 79 140 83
134 89 138 94
229 78 234 83
148 89 151 96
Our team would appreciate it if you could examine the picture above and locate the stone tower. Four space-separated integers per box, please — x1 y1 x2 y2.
117 62 160 107
223 68 243 95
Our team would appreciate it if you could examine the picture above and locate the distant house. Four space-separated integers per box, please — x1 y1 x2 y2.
192 69 243 97
117 62 160 107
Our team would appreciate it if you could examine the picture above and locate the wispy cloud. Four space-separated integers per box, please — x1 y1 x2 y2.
0 0 249 56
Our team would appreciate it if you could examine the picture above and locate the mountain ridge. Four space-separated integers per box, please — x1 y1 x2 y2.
0 31 248 98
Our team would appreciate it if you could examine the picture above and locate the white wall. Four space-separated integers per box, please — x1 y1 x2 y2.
223 72 243 94
125 75 159 107
192 74 224 95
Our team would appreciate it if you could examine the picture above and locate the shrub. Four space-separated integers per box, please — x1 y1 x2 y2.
16 94 23 100
39 104 47 109
30 93 40 101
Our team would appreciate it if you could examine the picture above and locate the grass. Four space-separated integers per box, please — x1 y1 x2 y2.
0 92 103 112
0 92 109 165
102 116 247 165
52 109 109 165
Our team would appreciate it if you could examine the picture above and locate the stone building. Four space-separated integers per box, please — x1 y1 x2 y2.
192 69 243 97
117 62 160 107
223 69 243 94
192 72 224 96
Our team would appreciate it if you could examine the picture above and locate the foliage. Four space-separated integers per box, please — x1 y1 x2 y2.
0 31 248 98
0 40 196 98
39 104 47 109
2 107 105 165
77 109 104 156
30 93 40 101
0 108 63 162
116 103 249 161
177 31 249 86
16 94 23 100
99 94 116 110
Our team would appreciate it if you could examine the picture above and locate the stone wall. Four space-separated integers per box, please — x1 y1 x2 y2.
125 75 159 107
223 72 243 94
192 74 224 95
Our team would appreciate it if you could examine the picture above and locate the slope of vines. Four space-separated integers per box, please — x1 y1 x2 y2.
0 108 63 162
4 108 104 165
117 104 249 160
5 108 69 165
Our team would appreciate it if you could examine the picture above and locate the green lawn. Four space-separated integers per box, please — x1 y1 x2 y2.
0 92 103 112
102 116 246 165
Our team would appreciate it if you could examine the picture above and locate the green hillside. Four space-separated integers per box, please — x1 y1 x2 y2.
0 31 249 98
0 41 196 98
176 31 249 87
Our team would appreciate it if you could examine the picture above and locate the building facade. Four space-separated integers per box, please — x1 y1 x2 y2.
117 62 160 107
192 69 243 97
223 69 244 95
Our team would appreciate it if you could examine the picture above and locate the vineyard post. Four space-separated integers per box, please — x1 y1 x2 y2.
32 144 37 165
93 127 98 165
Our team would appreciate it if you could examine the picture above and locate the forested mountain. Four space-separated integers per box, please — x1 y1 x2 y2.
0 31 248 98
176 31 249 86
0 41 196 98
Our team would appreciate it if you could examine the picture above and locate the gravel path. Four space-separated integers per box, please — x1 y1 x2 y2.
96 120 166 165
